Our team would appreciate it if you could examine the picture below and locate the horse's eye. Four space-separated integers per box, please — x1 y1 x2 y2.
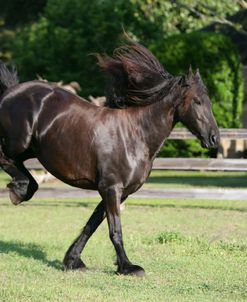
194 98 201 105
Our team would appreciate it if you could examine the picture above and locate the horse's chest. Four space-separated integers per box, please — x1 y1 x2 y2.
122 158 151 189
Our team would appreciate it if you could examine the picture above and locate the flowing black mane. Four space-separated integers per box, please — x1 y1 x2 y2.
97 39 176 108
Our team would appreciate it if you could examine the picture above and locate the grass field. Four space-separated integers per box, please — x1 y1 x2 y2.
1 197 247 302
145 170 247 188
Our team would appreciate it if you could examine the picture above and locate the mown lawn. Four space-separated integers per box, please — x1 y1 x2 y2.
0 197 247 302
145 170 247 188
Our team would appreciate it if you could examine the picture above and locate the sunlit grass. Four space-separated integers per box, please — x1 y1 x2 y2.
1 197 247 301
145 170 247 188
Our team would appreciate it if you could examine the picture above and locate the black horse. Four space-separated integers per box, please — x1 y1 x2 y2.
0 40 219 276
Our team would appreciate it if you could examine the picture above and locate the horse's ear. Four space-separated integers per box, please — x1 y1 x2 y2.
186 65 194 81
182 65 193 85
195 68 201 80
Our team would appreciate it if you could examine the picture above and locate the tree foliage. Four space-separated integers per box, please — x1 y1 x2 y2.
0 0 47 27
13 0 130 96
11 0 246 95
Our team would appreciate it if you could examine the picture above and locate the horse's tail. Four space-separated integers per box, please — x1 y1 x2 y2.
0 63 19 96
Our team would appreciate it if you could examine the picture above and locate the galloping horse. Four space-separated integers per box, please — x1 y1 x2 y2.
0 39 219 276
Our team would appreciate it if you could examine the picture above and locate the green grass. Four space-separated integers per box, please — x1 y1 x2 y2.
145 170 247 188
1 197 247 301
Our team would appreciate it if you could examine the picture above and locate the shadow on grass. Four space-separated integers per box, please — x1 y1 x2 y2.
147 174 247 188
0 240 63 270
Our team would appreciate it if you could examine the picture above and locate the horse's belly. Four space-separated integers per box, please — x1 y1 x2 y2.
36 149 97 190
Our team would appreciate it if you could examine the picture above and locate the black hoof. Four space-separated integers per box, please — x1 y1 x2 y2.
9 189 23 205
7 179 38 205
63 257 87 271
118 264 145 277
7 182 26 205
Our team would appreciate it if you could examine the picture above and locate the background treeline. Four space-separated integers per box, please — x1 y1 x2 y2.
0 0 246 157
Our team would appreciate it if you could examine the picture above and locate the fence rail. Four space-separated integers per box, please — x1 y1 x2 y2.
169 128 247 140
153 158 247 171
24 157 247 172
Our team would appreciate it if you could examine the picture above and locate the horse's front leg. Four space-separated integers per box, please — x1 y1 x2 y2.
102 185 145 276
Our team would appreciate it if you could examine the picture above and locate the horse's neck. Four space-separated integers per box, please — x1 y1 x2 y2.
136 98 176 160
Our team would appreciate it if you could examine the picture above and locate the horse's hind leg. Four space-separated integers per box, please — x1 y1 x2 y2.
63 200 105 270
0 146 38 205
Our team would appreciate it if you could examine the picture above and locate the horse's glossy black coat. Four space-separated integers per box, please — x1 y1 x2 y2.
0 40 219 275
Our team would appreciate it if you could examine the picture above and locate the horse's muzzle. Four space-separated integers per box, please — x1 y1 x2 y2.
201 131 220 149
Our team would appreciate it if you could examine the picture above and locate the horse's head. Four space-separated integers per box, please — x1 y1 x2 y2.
176 67 219 148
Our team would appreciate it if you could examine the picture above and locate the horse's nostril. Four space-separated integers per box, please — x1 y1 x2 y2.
210 134 217 145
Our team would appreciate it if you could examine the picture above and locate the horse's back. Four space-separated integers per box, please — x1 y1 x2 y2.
0 81 97 157
0 82 54 156
0 80 94 113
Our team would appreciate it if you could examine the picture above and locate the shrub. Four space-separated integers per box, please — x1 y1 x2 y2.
156 231 186 244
